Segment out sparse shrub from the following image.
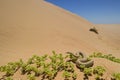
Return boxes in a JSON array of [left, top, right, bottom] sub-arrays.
[[0, 62, 18, 76], [32, 67, 42, 76], [79, 64, 85, 71], [83, 68, 93, 80], [64, 62, 74, 72], [25, 65, 35, 74], [49, 51, 58, 63], [93, 66, 106, 80], [89, 52, 102, 58], [84, 68, 93, 76], [89, 52, 120, 64], [27, 74, 36, 80], [27, 58, 34, 64], [5, 76, 13, 80], [112, 73, 120, 80], [43, 67, 57, 80], [72, 72, 77, 80], [62, 71, 71, 80]]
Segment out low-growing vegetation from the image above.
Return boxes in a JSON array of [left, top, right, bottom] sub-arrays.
[[93, 66, 106, 80], [0, 51, 120, 80], [89, 52, 120, 64], [112, 73, 120, 80]]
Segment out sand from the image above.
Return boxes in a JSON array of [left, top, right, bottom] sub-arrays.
[[0, 0, 120, 79]]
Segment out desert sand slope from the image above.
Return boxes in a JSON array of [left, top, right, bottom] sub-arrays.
[[96, 24, 120, 48], [96, 24, 120, 55], [0, 0, 120, 76]]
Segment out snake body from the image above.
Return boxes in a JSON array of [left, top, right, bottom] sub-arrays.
[[66, 52, 94, 68]]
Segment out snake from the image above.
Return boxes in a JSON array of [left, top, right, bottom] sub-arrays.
[[66, 52, 94, 68]]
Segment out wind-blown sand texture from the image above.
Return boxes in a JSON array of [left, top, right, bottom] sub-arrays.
[[0, 0, 120, 79]]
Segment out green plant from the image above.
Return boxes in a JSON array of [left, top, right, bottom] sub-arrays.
[[93, 66, 105, 76], [21, 63, 28, 74], [31, 55, 47, 68], [79, 64, 85, 71], [89, 52, 102, 58], [51, 53, 65, 71], [43, 67, 57, 80], [32, 67, 42, 76], [89, 52, 120, 64], [93, 66, 106, 80], [51, 62, 59, 70], [72, 72, 77, 80], [5, 76, 13, 80], [64, 62, 74, 72], [95, 74, 101, 80], [84, 68, 92, 76], [57, 61, 65, 71], [0, 64, 16, 76], [27, 58, 34, 64], [27, 74, 36, 80], [63, 71, 71, 80], [112, 73, 120, 80], [58, 53, 64, 62], [25, 65, 35, 74], [49, 51, 58, 63], [0, 66, 5, 72]]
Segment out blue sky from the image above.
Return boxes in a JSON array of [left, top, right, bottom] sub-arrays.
[[45, 0, 120, 24]]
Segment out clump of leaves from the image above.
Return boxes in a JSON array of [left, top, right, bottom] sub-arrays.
[[32, 67, 42, 76], [79, 64, 85, 71], [20, 63, 28, 75], [25, 65, 35, 74], [5, 76, 13, 80], [64, 62, 74, 72], [72, 72, 77, 80], [89, 52, 103, 58], [83, 68, 92, 80], [62, 71, 71, 80], [42, 67, 57, 80], [84, 68, 92, 76], [93, 66, 106, 80], [112, 73, 120, 80], [0, 62, 19, 76], [31, 54, 48, 68], [27, 74, 36, 80], [89, 52, 120, 64], [49, 51, 58, 63], [50, 52, 65, 71]]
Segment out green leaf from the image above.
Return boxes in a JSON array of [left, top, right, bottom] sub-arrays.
[[5, 77, 13, 80], [63, 71, 71, 79], [93, 66, 105, 76], [72, 72, 77, 79], [27, 74, 36, 80], [84, 68, 92, 75], [112, 73, 120, 80]]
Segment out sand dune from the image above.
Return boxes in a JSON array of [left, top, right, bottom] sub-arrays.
[[96, 24, 120, 48], [0, 0, 95, 62], [0, 0, 120, 79]]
